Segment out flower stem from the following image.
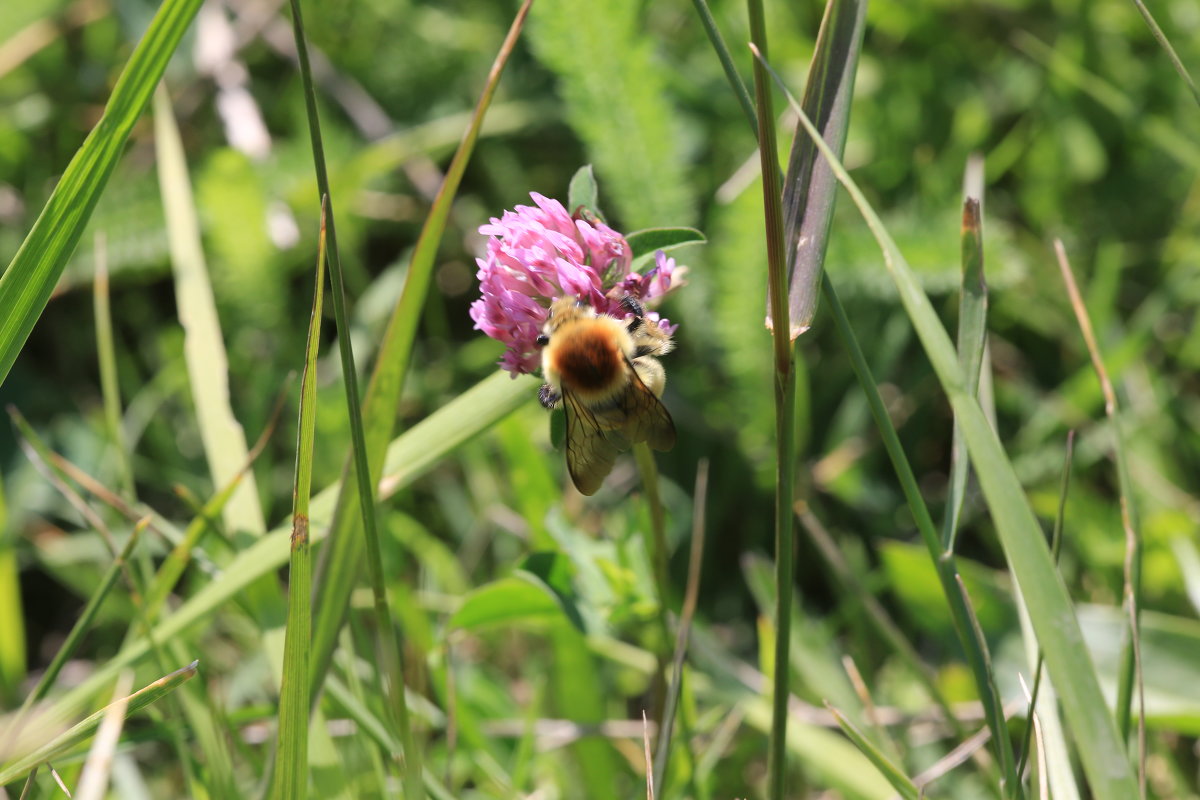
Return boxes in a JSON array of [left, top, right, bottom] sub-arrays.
[[634, 441, 671, 724]]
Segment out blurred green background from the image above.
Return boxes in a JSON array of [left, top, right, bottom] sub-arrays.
[[2, 0, 1199, 796]]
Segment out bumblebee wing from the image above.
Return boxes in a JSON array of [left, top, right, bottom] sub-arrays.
[[619, 360, 676, 452], [562, 388, 625, 496]]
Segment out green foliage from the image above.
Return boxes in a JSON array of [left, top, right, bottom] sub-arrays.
[[3, 0, 1200, 797]]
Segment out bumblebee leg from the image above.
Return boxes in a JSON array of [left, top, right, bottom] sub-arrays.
[[538, 383, 561, 409]]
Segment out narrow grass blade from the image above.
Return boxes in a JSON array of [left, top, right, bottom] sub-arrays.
[[270, 200, 328, 800], [942, 157, 988, 551], [154, 86, 267, 539], [307, 0, 535, 736], [632, 441, 672, 727], [14, 505, 143, 716], [826, 704, 920, 800], [689, 0, 756, 135], [762, 54, 1140, 799], [155, 84, 286, 688], [819, 273, 1016, 792], [1128, 0, 1200, 109], [45, 372, 535, 740], [745, 6, 800, 797], [0, 661, 198, 786], [773, 0, 867, 337], [652, 460, 709, 790], [1054, 241, 1144, 786], [1016, 432, 1075, 788], [0, 471, 23, 702], [0, 0, 203, 388], [75, 672, 134, 800], [796, 506, 973, 745], [92, 233, 135, 502], [285, 1, 421, 788]]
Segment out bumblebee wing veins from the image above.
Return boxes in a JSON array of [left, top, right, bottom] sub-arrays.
[[620, 361, 676, 452], [562, 388, 624, 495]]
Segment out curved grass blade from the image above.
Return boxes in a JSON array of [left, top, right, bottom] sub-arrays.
[[285, 1, 420, 787], [74, 671, 134, 800], [0, 661, 198, 786], [827, 704, 920, 800], [772, 0, 867, 338], [92, 234, 135, 502], [0, 0, 204, 389], [307, 1, 537, 723], [270, 199, 328, 800], [760, 51, 1140, 800], [1128, 0, 1200, 109], [1054, 241, 1145, 790], [43, 372, 536, 731]]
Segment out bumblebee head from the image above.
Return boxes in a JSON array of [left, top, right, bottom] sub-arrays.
[[542, 295, 596, 340]]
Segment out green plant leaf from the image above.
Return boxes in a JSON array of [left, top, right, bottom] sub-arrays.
[[568, 164, 600, 218], [626, 227, 706, 263], [775, 0, 868, 337], [449, 576, 566, 632]]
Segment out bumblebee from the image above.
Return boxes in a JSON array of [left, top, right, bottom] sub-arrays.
[[536, 295, 675, 495]]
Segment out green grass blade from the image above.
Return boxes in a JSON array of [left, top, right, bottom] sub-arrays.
[[270, 200, 328, 800], [820, 273, 1015, 793], [0, 471, 23, 703], [765, 56, 1140, 800], [1128, 0, 1200, 109], [1017, 432, 1075, 786], [154, 84, 287, 690], [942, 158, 989, 552], [0, 662, 198, 786], [154, 86, 268, 540], [1054, 241, 1145, 785], [14, 515, 143, 716], [75, 672, 134, 800], [775, 0, 867, 336], [827, 704, 920, 800], [745, 16, 798, 800], [0, 0, 203, 389], [308, 0, 534, 709], [92, 234, 135, 502], [43, 372, 535, 735]]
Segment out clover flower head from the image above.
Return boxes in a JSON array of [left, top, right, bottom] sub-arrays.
[[470, 193, 686, 376]]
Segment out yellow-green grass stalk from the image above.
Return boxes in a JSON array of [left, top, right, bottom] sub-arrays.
[[0, 471, 22, 704], [271, 199, 329, 800], [91, 233, 135, 503], [0, 662, 198, 787], [760, 50, 1140, 800]]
